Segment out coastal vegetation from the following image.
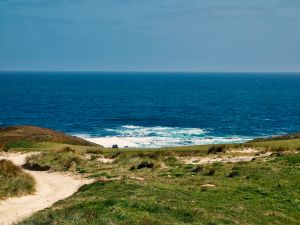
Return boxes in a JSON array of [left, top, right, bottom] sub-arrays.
[[0, 126, 300, 224], [0, 159, 35, 199], [0, 126, 97, 150], [18, 151, 300, 225]]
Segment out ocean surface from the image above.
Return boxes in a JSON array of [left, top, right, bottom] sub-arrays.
[[1, 72, 300, 148]]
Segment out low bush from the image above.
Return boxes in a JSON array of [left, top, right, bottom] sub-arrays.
[[25, 151, 84, 172], [22, 162, 50, 171], [137, 161, 154, 169], [227, 170, 239, 178], [0, 159, 22, 177], [207, 145, 226, 154], [0, 159, 35, 199]]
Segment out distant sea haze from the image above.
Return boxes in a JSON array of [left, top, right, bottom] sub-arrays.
[[1, 72, 300, 147]]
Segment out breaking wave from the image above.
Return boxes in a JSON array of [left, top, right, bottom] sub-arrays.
[[75, 125, 253, 148]]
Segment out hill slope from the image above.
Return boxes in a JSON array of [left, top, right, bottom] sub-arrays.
[[0, 126, 97, 148], [248, 132, 300, 143]]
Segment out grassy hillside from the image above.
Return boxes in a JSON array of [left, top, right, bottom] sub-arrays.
[[0, 126, 98, 150], [248, 132, 300, 142], [18, 152, 300, 225], [0, 126, 299, 224], [0, 159, 35, 199]]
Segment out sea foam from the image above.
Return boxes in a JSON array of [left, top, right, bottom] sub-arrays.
[[76, 125, 252, 148]]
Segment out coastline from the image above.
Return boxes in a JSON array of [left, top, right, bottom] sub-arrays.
[[82, 135, 252, 148]]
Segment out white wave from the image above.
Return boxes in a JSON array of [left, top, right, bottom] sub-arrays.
[[84, 136, 252, 148], [75, 125, 252, 148], [104, 125, 207, 137]]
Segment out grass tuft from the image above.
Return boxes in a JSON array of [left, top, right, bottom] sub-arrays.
[[0, 159, 35, 199], [24, 150, 85, 172]]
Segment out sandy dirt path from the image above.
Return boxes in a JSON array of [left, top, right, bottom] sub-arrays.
[[0, 152, 93, 225]]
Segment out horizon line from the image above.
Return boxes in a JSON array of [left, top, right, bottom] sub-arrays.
[[0, 70, 300, 74]]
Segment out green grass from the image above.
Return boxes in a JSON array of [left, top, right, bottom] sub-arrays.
[[246, 139, 300, 151], [24, 147, 88, 172], [3, 140, 34, 151], [0, 159, 35, 199], [18, 150, 300, 225], [7, 137, 300, 156], [1, 135, 299, 225]]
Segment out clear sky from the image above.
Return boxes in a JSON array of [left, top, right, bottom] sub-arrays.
[[0, 0, 299, 72]]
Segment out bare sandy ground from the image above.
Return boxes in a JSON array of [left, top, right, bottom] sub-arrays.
[[0, 152, 93, 225], [180, 149, 272, 165]]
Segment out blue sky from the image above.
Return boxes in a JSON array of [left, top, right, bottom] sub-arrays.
[[0, 0, 299, 72]]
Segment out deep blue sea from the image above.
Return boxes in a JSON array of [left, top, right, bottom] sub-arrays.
[[1, 72, 300, 147]]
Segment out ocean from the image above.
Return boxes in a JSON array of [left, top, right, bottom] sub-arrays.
[[1, 72, 300, 148]]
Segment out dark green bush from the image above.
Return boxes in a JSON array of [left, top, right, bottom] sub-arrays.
[[137, 161, 154, 169], [207, 145, 226, 154], [22, 162, 50, 171], [227, 170, 239, 178]]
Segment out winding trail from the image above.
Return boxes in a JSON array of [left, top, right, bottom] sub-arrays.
[[0, 152, 93, 225]]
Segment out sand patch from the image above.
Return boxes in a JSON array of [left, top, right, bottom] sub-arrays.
[[0, 152, 93, 225], [180, 151, 272, 165], [97, 155, 115, 164]]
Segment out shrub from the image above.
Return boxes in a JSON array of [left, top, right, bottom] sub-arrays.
[[24, 151, 84, 172], [0, 159, 21, 177], [207, 145, 226, 154], [0, 159, 35, 199], [227, 170, 239, 178], [137, 161, 154, 169], [22, 162, 50, 171]]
